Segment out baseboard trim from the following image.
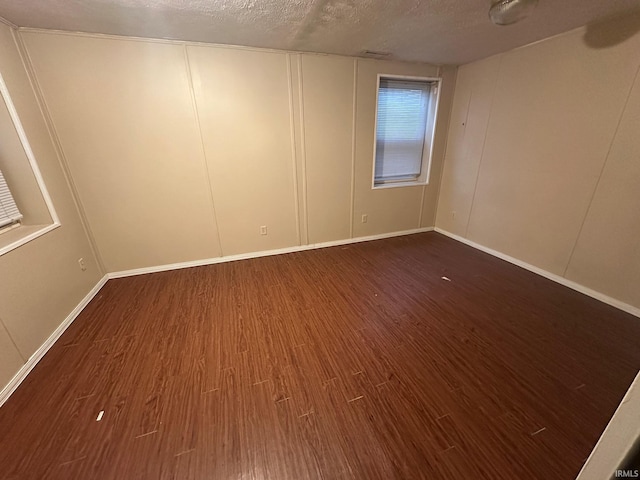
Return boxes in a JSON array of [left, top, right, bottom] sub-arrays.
[[435, 228, 640, 319], [0, 274, 109, 407], [109, 227, 435, 279], [576, 371, 640, 480]]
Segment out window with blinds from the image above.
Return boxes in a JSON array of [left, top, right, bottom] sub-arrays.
[[374, 77, 438, 186], [0, 170, 23, 229]]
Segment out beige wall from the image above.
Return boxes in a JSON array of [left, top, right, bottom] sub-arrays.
[[436, 15, 640, 310], [187, 46, 299, 255], [299, 54, 354, 244], [20, 34, 222, 272], [0, 22, 102, 390], [20, 30, 455, 272]]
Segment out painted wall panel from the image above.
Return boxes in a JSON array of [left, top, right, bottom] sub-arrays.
[[437, 15, 640, 307], [466, 31, 638, 274], [22, 33, 221, 272], [301, 54, 354, 244], [188, 45, 299, 255], [435, 56, 501, 235], [565, 68, 640, 307]]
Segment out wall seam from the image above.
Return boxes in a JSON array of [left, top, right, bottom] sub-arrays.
[[183, 45, 225, 257], [418, 171, 427, 228], [0, 315, 25, 363], [12, 29, 107, 273], [296, 55, 310, 243], [349, 58, 358, 238], [458, 83, 474, 168], [562, 61, 640, 277], [286, 54, 302, 246], [418, 65, 442, 227], [432, 66, 458, 228], [0, 15, 16, 29], [464, 54, 504, 238]]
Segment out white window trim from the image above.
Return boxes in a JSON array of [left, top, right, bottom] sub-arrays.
[[0, 71, 60, 256], [371, 73, 442, 190]]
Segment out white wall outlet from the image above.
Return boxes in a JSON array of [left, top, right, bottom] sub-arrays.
[[362, 214, 368, 224], [78, 258, 87, 271], [260, 225, 267, 236]]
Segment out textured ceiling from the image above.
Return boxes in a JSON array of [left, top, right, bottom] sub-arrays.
[[0, 0, 639, 65]]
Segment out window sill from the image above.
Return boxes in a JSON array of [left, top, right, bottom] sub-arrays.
[[372, 180, 429, 190], [0, 222, 60, 256]]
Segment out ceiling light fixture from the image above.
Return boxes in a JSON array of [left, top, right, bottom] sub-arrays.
[[489, 0, 538, 26]]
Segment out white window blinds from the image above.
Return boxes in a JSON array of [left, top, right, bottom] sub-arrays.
[[374, 78, 434, 184], [0, 170, 23, 228]]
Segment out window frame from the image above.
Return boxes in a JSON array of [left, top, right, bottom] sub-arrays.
[[0, 169, 24, 228], [371, 74, 442, 190], [0, 71, 60, 256]]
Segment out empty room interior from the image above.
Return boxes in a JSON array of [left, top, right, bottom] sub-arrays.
[[0, 0, 640, 478]]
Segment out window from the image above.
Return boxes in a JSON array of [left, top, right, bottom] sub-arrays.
[[373, 76, 440, 187], [0, 71, 59, 256], [0, 170, 23, 230]]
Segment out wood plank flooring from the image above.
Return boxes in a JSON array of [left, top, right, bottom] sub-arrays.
[[1, 232, 639, 479]]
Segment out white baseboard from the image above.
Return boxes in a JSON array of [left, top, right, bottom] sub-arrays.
[[435, 228, 640, 319], [576, 371, 640, 480], [109, 227, 435, 279], [0, 274, 109, 407]]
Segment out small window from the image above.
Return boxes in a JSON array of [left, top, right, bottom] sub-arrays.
[[373, 76, 440, 187], [0, 70, 59, 256], [0, 170, 23, 230]]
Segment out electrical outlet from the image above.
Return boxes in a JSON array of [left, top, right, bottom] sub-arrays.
[[361, 214, 368, 224], [78, 258, 87, 271], [260, 225, 268, 236]]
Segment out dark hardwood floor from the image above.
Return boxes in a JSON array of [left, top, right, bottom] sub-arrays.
[[1, 232, 639, 479]]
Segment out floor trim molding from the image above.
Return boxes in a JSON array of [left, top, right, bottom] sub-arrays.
[[0, 274, 109, 407], [109, 227, 435, 279], [435, 228, 640, 319]]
